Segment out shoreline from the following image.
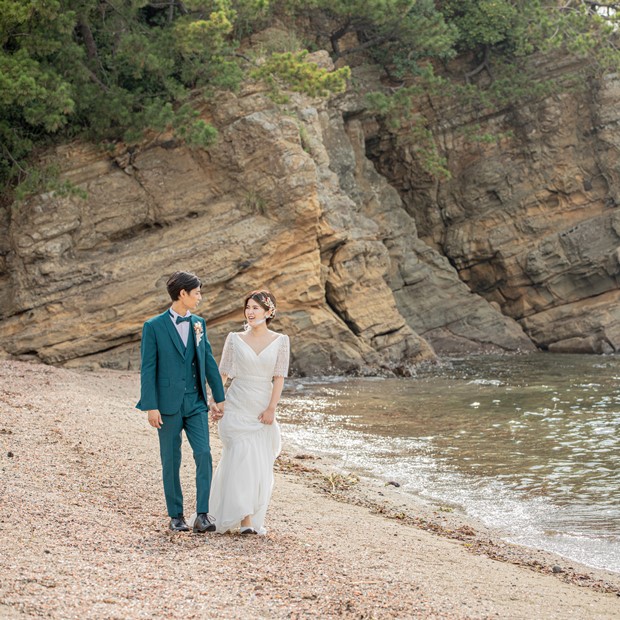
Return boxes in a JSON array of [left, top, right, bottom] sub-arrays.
[[1, 359, 619, 619], [274, 447, 620, 595], [277, 364, 620, 581]]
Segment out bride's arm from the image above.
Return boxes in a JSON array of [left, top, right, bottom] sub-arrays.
[[258, 376, 284, 425], [219, 372, 229, 394], [259, 334, 289, 425], [210, 333, 235, 420]]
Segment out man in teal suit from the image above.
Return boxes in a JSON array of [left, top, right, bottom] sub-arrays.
[[137, 271, 225, 532]]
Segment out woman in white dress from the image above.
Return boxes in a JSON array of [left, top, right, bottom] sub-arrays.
[[209, 290, 290, 535]]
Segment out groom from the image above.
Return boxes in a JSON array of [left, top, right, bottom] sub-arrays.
[[136, 271, 225, 532]]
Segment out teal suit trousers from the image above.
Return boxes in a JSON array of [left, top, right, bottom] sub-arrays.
[[158, 392, 212, 517]]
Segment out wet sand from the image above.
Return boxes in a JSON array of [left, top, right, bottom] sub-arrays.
[[0, 360, 618, 619]]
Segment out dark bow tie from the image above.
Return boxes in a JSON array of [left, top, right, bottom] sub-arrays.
[[173, 314, 191, 324]]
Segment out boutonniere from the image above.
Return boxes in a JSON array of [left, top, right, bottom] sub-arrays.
[[194, 322, 204, 347]]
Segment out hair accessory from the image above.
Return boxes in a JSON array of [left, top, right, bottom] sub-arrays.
[[261, 293, 276, 319]]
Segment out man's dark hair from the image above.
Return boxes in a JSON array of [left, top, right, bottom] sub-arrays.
[[166, 271, 201, 301]]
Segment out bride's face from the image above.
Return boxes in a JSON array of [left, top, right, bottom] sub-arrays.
[[245, 299, 267, 327]]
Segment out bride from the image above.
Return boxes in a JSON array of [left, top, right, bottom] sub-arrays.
[[209, 290, 289, 535]]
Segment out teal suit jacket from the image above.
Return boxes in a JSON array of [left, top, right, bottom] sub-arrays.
[[136, 311, 225, 415]]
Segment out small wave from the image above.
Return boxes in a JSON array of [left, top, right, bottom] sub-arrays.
[[467, 379, 504, 386]]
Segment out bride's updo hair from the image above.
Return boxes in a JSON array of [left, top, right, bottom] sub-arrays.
[[244, 290, 277, 325]]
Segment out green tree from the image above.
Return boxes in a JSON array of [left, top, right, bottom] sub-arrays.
[[441, 0, 516, 80], [282, 0, 457, 71], [0, 0, 256, 197], [0, 1, 76, 185], [4, 0, 620, 196], [441, 1, 620, 81]]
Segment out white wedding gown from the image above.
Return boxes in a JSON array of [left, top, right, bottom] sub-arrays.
[[209, 331, 289, 534]]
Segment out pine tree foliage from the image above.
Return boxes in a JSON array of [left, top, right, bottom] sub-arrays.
[[251, 51, 351, 101], [441, 0, 620, 71], [2, 0, 620, 195], [0, 0, 259, 195], [282, 0, 458, 70]]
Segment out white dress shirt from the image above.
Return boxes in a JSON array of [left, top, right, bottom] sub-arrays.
[[169, 307, 191, 347]]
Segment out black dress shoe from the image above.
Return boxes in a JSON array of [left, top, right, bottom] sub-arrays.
[[169, 516, 190, 532], [193, 513, 216, 533]]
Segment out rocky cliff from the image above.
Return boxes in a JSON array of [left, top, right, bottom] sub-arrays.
[[3, 51, 618, 374], [368, 56, 620, 355]]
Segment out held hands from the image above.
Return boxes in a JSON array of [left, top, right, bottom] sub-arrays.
[[258, 406, 276, 425], [210, 400, 225, 421], [147, 409, 163, 429]]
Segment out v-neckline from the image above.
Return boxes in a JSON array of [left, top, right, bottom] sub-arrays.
[[236, 332, 280, 357]]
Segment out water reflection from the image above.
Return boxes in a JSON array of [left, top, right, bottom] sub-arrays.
[[279, 353, 620, 572]]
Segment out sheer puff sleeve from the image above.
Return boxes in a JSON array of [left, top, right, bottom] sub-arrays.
[[219, 332, 236, 378], [273, 334, 290, 378]]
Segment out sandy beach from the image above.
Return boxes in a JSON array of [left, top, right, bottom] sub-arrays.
[[1, 359, 618, 619]]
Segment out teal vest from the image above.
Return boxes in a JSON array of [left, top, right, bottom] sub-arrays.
[[184, 328, 200, 394]]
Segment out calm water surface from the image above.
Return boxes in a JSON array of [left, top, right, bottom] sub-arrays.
[[278, 353, 620, 573]]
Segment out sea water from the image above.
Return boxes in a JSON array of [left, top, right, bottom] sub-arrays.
[[278, 353, 620, 573]]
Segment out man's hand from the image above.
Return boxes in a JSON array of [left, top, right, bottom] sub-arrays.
[[147, 409, 163, 429], [210, 400, 225, 421]]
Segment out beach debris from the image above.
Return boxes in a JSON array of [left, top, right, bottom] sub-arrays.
[[275, 456, 319, 474], [322, 472, 359, 493]]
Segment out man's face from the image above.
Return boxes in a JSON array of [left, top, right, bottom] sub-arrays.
[[180, 287, 202, 311]]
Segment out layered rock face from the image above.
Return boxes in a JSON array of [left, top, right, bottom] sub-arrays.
[[322, 92, 533, 356], [0, 80, 435, 374], [13, 49, 620, 372], [369, 59, 620, 354]]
